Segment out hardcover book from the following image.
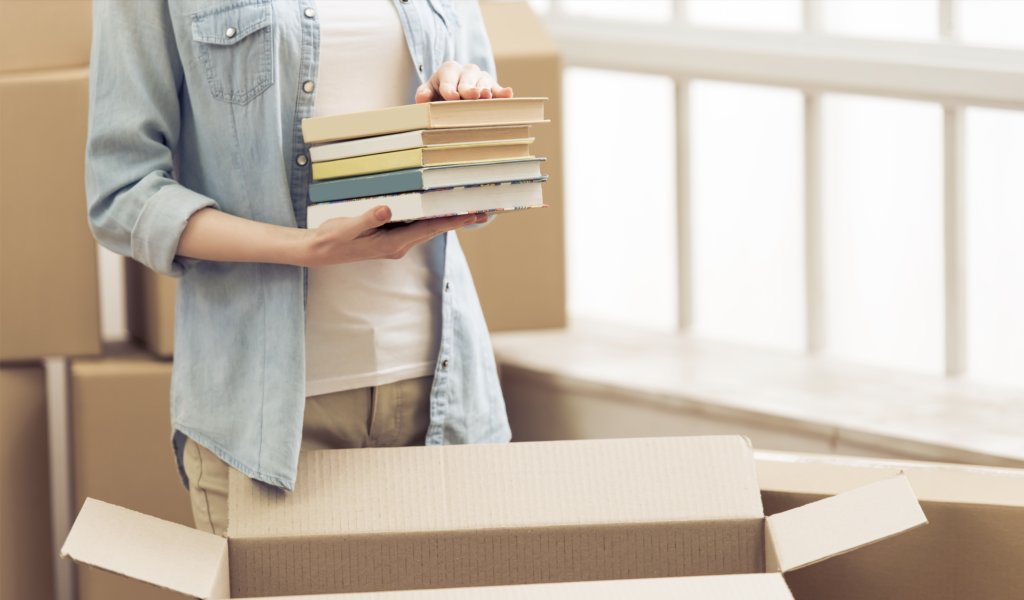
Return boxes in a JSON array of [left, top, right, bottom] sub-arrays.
[[301, 98, 547, 144], [308, 159, 545, 204], [309, 125, 533, 163], [310, 141, 533, 181], [307, 180, 546, 225]]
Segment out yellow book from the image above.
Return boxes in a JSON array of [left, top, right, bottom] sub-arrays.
[[311, 141, 533, 181]]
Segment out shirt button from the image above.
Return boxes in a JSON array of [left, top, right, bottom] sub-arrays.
[[304, 7, 316, 18], [303, 80, 315, 93], [445, 282, 450, 292], [441, 359, 449, 370], [296, 154, 308, 166], [225, 27, 237, 38], [418, 64, 424, 73]]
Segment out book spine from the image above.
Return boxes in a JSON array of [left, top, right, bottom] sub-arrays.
[[308, 169, 426, 203]]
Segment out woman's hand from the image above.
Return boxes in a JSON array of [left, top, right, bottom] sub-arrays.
[[301, 206, 485, 267], [415, 61, 513, 103], [176, 206, 485, 268]]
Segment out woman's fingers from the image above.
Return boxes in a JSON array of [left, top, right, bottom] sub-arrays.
[[416, 62, 513, 102]]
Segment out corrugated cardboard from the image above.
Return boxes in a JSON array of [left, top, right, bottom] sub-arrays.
[[0, 366, 56, 600], [125, 258, 177, 358], [756, 452, 1024, 600], [0, 1, 93, 73], [0, 68, 102, 360], [459, 1, 566, 331], [61, 436, 926, 598], [71, 344, 193, 600], [292, 573, 796, 599]]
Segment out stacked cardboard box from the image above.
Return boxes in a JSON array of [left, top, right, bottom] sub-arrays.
[[0, 367, 56, 600], [0, 3, 97, 599]]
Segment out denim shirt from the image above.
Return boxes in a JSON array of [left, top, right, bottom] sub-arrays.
[[87, 0, 511, 491]]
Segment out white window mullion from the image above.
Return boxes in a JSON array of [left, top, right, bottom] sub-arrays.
[[804, 92, 825, 353], [939, 0, 958, 41], [674, 0, 688, 27], [677, 78, 693, 330], [944, 105, 967, 376], [803, 0, 823, 34]]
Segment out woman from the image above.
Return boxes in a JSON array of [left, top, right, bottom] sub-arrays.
[[87, 0, 513, 534]]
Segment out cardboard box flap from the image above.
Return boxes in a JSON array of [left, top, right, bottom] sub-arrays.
[[61, 498, 230, 599], [230, 436, 764, 538], [261, 573, 794, 599], [764, 472, 926, 573]]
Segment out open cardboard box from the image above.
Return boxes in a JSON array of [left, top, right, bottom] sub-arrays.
[[61, 436, 926, 598]]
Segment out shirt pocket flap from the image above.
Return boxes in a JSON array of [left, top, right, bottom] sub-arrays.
[[191, 3, 271, 46]]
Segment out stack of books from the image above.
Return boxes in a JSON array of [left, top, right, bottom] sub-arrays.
[[301, 98, 548, 226]]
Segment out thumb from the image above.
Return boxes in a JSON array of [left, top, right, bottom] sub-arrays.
[[361, 205, 392, 229], [415, 84, 433, 104]]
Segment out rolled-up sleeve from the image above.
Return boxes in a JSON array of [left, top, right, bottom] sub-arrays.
[[87, 1, 218, 277]]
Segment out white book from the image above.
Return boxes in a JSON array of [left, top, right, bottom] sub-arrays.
[[309, 125, 534, 163], [308, 180, 545, 226]]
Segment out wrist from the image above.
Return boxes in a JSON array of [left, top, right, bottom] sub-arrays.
[[289, 227, 319, 267]]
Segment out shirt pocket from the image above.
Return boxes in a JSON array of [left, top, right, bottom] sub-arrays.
[[191, 1, 274, 105]]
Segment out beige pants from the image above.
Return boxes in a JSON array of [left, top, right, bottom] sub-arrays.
[[182, 376, 433, 535]]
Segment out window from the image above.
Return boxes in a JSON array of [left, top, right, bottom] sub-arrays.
[[545, 0, 1024, 390]]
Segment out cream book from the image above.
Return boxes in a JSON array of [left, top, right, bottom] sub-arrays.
[[307, 180, 546, 225], [309, 125, 533, 163], [302, 98, 547, 144], [311, 141, 533, 181]]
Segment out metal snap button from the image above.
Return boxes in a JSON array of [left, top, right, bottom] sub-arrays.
[[225, 27, 237, 38], [303, 81, 315, 93], [304, 7, 316, 18], [441, 359, 449, 369], [418, 64, 424, 73], [445, 281, 450, 292], [296, 155, 308, 166]]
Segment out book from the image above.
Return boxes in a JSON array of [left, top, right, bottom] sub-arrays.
[[309, 125, 533, 163], [307, 180, 546, 225], [301, 98, 547, 144], [311, 141, 533, 181], [308, 159, 546, 204]]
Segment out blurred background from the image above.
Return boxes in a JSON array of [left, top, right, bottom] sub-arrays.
[[1, 1, 1021, 600]]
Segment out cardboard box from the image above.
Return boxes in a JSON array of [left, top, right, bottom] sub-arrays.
[[71, 344, 193, 600], [0, 1, 92, 73], [0, 68, 102, 361], [61, 436, 925, 598], [0, 366, 56, 600], [756, 451, 1024, 600], [459, 1, 566, 331], [125, 258, 177, 358]]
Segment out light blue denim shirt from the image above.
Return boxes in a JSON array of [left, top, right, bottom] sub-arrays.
[[87, 0, 511, 491]]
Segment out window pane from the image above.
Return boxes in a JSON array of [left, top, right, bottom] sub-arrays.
[[822, 0, 939, 41], [822, 94, 944, 373], [688, 0, 802, 32], [559, 0, 673, 23], [564, 68, 677, 330], [966, 107, 1024, 389], [960, 0, 1024, 49], [690, 80, 805, 350]]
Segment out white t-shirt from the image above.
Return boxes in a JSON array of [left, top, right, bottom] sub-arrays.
[[304, 0, 442, 397]]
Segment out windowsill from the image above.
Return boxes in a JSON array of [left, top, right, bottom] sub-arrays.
[[491, 321, 1024, 469]]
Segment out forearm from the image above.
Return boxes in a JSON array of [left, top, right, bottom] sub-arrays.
[[176, 208, 311, 266]]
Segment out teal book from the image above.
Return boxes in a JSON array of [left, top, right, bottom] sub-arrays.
[[307, 158, 544, 204]]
